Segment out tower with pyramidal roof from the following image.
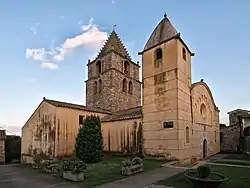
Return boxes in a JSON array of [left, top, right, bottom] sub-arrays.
[[86, 30, 141, 112]]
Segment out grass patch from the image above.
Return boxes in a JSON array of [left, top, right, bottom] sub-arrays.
[[20, 155, 166, 188], [214, 159, 250, 166], [156, 165, 250, 188], [223, 154, 250, 161]]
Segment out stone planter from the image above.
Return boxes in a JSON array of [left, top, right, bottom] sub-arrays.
[[121, 164, 143, 176], [32, 163, 40, 169], [63, 171, 84, 182], [185, 171, 229, 188]]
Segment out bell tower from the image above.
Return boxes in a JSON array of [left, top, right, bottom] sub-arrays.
[[86, 29, 141, 112], [139, 13, 194, 159]]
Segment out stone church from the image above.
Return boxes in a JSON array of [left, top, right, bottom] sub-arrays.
[[21, 14, 220, 164]]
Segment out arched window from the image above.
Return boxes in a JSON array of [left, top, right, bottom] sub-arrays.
[[94, 81, 97, 95], [182, 48, 186, 61], [96, 60, 102, 74], [98, 79, 102, 93], [124, 61, 130, 74], [186, 126, 190, 143], [128, 81, 133, 94], [155, 48, 162, 60], [122, 78, 127, 92], [200, 104, 207, 119], [215, 131, 217, 143]]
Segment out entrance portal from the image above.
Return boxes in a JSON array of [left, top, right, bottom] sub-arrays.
[[203, 139, 207, 158]]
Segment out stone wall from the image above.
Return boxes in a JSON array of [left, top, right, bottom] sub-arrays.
[[220, 124, 240, 152], [0, 130, 6, 164], [86, 52, 141, 112]]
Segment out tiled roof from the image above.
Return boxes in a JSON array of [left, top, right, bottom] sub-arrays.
[[101, 106, 142, 122], [44, 98, 111, 114], [143, 14, 178, 52], [95, 30, 131, 60]]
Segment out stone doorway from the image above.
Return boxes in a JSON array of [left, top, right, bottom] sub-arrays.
[[203, 139, 207, 158]]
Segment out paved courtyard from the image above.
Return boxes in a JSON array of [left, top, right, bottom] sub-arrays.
[[0, 164, 79, 188], [0, 163, 185, 188]]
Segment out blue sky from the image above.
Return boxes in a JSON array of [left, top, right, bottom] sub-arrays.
[[0, 0, 250, 134]]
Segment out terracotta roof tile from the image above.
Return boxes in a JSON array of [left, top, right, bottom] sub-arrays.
[[101, 106, 142, 122], [44, 98, 111, 114]]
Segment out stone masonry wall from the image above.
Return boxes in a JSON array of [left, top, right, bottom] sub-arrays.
[[220, 124, 240, 152], [0, 130, 6, 164], [86, 52, 141, 112]]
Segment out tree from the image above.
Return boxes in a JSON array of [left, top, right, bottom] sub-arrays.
[[75, 115, 103, 163]]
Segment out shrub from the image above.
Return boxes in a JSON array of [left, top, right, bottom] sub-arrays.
[[197, 165, 211, 179], [75, 115, 103, 163], [121, 156, 143, 167], [61, 160, 87, 173]]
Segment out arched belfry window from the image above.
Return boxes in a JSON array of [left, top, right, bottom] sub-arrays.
[[182, 48, 186, 61], [124, 61, 130, 75], [128, 81, 133, 95], [94, 81, 97, 95], [122, 78, 127, 92], [155, 48, 162, 60], [155, 48, 162, 68], [96, 60, 102, 74], [186, 126, 190, 143], [98, 79, 102, 93]]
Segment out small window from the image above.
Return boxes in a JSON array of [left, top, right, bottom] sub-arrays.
[[98, 79, 102, 93], [163, 121, 173, 128], [79, 115, 85, 125], [122, 78, 127, 92], [182, 48, 186, 61], [94, 81, 97, 95], [128, 81, 133, 94], [124, 61, 130, 74], [96, 60, 102, 74], [215, 131, 217, 143], [155, 48, 162, 60], [186, 126, 190, 143]]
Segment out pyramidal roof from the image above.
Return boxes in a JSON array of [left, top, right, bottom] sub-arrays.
[[96, 30, 131, 60], [142, 14, 179, 52]]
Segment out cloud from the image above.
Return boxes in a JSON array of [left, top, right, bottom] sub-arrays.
[[25, 18, 108, 69], [41, 62, 59, 69], [30, 23, 40, 35], [60, 16, 65, 19], [112, 0, 116, 4], [25, 48, 46, 61], [53, 18, 107, 61]]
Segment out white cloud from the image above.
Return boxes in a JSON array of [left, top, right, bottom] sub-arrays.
[[25, 48, 46, 61], [30, 23, 40, 35], [41, 62, 59, 69], [53, 18, 107, 61], [25, 18, 107, 69], [60, 16, 65, 19], [112, 0, 116, 4]]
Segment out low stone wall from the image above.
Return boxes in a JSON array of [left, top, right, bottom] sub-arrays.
[[220, 125, 240, 152], [0, 130, 6, 164]]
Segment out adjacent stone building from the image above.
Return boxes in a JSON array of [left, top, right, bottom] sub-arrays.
[[0, 130, 6, 164], [220, 109, 250, 152], [21, 14, 220, 164]]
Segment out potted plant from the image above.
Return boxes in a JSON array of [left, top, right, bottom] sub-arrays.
[[32, 154, 43, 169], [42, 160, 60, 174], [121, 156, 143, 176], [61, 160, 87, 182], [185, 165, 229, 188]]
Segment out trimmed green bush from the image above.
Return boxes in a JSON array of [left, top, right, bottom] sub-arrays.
[[197, 165, 211, 179], [75, 115, 103, 163]]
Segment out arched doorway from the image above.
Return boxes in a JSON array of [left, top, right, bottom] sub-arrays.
[[203, 139, 207, 158]]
